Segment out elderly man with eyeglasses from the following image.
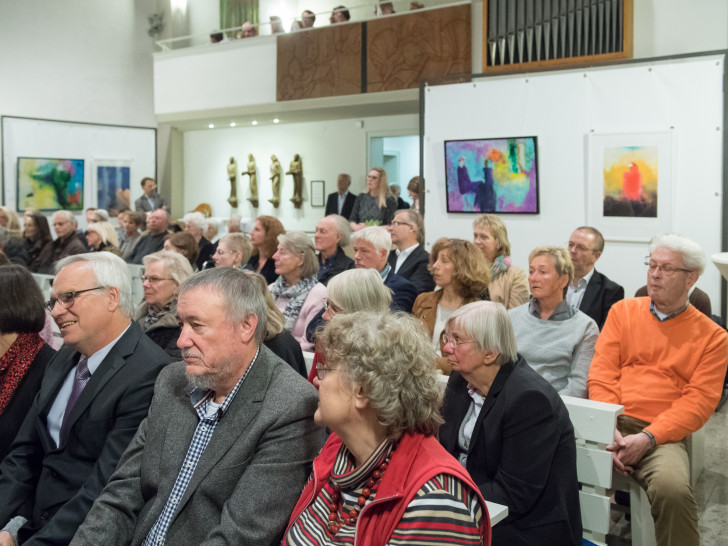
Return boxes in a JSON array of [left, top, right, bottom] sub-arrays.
[[0, 252, 172, 546], [387, 209, 434, 295], [566, 226, 624, 330], [588, 233, 728, 546]]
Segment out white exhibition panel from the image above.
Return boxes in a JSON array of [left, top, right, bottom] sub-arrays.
[[2, 117, 156, 229], [153, 38, 277, 116], [423, 55, 725, 306], [183, 114, 419, 232]]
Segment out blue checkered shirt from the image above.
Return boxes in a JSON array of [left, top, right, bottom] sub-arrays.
[[142, 347, 259, 545]]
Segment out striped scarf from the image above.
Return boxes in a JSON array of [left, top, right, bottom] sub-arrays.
[[270, 275, 318, 330]]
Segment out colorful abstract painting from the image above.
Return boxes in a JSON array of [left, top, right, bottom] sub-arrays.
[[16, 157, 84, 212], [602, 146, 658, 217], [97, 165, 131, 217], [444, 137, 539, 214]]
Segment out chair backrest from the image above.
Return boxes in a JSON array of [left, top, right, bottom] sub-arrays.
[[126, 263, 145, 306], [32, 273, 55, 302], [560, 395, 624, 546]]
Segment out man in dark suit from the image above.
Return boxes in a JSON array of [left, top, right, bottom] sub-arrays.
[[71, 268, 323, 545], [315, 215, 354, 285], [324, 173, 356, 220], [353, 226, 417, 312], [566, 226, 624, 330], [387, 209, 434, 294], [0, 253, 172, 545], [134, 177, 167, 216]]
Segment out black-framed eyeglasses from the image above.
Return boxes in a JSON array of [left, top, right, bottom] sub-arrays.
[[45, 287, 105, 312], [644, 258, 692, 276], [316, 363, 337, 380], [442, 333, 476, 348]]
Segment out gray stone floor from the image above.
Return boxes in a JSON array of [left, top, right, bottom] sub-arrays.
[[607, 398, 728, 545]]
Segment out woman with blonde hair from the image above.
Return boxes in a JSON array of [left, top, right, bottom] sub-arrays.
[[349, 167, 397, 230], [0, 207, 22, 236], [473, 214, 528, 309], [412, 238, 490, 373], [85, 221, 121, 256], [508, 246, 599, 397]]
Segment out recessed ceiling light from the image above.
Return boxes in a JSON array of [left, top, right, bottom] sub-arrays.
[[208, 123, 214, 129], [230, 122, 236, 127], [273, 118, 280, 124], [251, 120, 258, 126]]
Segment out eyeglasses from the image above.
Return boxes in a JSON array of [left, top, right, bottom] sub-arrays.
[[45, 286, 105, 312], [390, 221, 412, 227], [141, 275, 175, 284], [322, 298, 341, 313], [567, 241, 595, 253], [316, 363, 337, 380], [644, 258, 692, 276], [442, 333, 476, 348], [214, 248, 237, 256]]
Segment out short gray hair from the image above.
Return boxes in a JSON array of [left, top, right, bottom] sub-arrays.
[[648, 233, 706, 275], [327, 269, 392, 313], [182, 211, 207, 230], [143, 250, 194, 285], [277, 231, 319, 278], [352, 226, 391, 253], [54, 210, 77, 226], [92, 209, 110, 222], [394, 209, 424, 245], [318, 311, 443, 439], [178, 268, 267, 343], [446, 301, 517, 365], [325, 214, 352, 247], [55, 253, 134, 318], [86, 221, 119, 247], [220, 233, 253, 264]]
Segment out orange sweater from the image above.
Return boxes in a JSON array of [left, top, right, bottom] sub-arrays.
[[587, 297, 727, 444]]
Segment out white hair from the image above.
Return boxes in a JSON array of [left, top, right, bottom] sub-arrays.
[[325, 214, 352, 247], [182, 211, 207, 230], [447, 301, 517, 365], [53, 210, 77, 226], [648, 233, 706, 275], [352, 226, 391, 253]]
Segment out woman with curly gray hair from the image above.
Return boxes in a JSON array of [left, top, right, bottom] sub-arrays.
[[283, 311, 490, 545]]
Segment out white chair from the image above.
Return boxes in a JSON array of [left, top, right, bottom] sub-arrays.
[[302, 351, 315, 375], [32, 273, 55, 302], [126, 263, 145, 306]]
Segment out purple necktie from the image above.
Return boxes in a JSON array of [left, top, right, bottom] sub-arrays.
[[59, 357, 90, 445]]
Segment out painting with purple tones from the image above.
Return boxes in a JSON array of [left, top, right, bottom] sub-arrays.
[[444, 137, 539, 214], [16, 157, 85, 212], [97, 165, 131, 217]]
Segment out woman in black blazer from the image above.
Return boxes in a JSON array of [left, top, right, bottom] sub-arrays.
[[439, 301, 582, 546]]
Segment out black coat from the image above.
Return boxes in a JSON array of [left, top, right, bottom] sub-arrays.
[[383, 271, 418, 313], [245, 255, 279, 285], [579, 269, 624, 330], [317, 246, 354, 286], [264, 330, 307, 377], [387, 246, 434, 294], [324, 192, 356, 220], [440, 356, 582, 545]]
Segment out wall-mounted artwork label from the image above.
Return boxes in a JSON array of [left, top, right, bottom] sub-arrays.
[[97, 165, 131, 217], [602, 146, 658, 218], [444, 137, 539, 214], [16, 157, 85, 212]]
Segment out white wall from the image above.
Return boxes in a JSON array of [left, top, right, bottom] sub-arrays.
[[183, 114, 418, 230], [423, 55, 724, 306]]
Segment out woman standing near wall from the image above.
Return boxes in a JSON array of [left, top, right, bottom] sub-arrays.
[[349, 168, 397, 231]]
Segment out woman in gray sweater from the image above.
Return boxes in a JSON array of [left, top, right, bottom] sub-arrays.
[[508, 246, 599, 398]]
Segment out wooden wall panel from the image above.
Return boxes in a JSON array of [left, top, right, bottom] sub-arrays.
[[366, 5, 471, 92], [277, 25, 362, 101]]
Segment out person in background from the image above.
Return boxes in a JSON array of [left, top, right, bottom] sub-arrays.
[[0, 206, 22, 236], [86, 208, 109, 224], [134, 177, 167, 221], [213, 233, 252, 269], [283, 311, 490, 545], [407, 176, 421, 213], [389, 184, 410, 210], [37, 210, 86, 273], [329, 5, 350, 23], [376, 1, 396, 15], [301, 9, 316, 28], [126, 208, 170, 264], [245, 215, 285, 284], [412, 238, 490, 373], [205, 218, 220, 243], [473, 214, 529, 309], [182, 211, 215, 270], [85, 221, 121, 256], [238, 21, 258, 38], [566, 226, 624, 330], [270, 232, 327, 352], [349, 168, 397, 230], [21, 210, 53, 273], [164, 231, 199, 271], [508, 246, 599, 398], [387, 209, 434, 294], [315, 215, 354, 286], [270, 15, 286, 33], [324, 173, 356, 220], [0, 226, 28, 267], [440, 301, 582, 545], [227, 214, 242, 233], [118, 210, 142, 261], [0, 265, 57, 461], [135, 250, 193, 358], [209, 32, 224, 43]]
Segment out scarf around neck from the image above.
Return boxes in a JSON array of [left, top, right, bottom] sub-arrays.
[[270, 274, 317, 329], [491, 255, 511, 280], [0, 332, 44, 415]]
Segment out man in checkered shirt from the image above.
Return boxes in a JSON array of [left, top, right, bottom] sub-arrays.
[[72, 268, 324, 545]]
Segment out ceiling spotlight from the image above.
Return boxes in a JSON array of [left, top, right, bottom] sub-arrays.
[[273, 118, 280, 124], [230, 122, 236, 127], [251, 120, 258, 126], [208, 123, 214, 129]]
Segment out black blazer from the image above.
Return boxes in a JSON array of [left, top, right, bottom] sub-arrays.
[[0, 322, 173, 544], [245, 254, 279, 285], [383, 271, 418, 313], [440, 357, 582, 546], [317, 246, 355, 286], [579, 269, 624, 330], [387, 246, 434, 294], [325, 192, 356, 220]]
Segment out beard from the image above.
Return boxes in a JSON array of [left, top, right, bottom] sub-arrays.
[[184, 353, 238, 393]]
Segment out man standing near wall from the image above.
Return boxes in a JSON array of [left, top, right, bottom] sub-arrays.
[[325, 174, 356, 220], [134, 177, 167, 215]]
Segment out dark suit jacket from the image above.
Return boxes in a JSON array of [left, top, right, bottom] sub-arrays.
[[384, 271, 418, 313], [0, 322, 173, 545], [387, 246, 434, 294], [579, 269, 624, 330], [134, 194, 167, 214], [440, 357, 582, 546], [71, 347, 324, 545], [324, 191, 356, 219], [317, 246, 354, 286]]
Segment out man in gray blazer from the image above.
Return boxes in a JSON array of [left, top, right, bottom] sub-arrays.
[[72, 267, 324, 545]]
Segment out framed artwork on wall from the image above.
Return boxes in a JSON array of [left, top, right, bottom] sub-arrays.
[[95, 161, 131, 217], [310, 180, 325, 207], [16, 157, 85, 212], [586, 132, 673, 242], [444, 136, 539, 214]]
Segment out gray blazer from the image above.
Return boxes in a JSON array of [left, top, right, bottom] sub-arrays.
[[72, 346, 324, 545]]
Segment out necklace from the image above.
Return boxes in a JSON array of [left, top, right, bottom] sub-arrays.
[[327, 456, 390, 534]]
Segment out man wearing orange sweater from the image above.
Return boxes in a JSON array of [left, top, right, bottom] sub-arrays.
[[588, 234, 727, 546]]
